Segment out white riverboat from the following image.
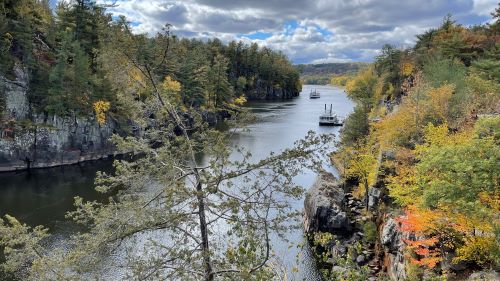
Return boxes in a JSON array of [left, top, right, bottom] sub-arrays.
[[319, 104, 344, 126], [309, 90, 320, 99]]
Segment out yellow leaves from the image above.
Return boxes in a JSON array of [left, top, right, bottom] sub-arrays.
[[162, 76, 181, 93], [312, 232, 334, 247], [386, 159, 421, 206], [374, 83, 456, 149], [453, 236, 498, 266], [93, 100, 111, 125], [346, 147, 377, 184], [233, 95, 247, 106], [420, 123, 450, 146], [426, 84, 454, 122], [161, 76, 182, 106], [330, 75, 351, 86], [416, 122, 473, 155], [401, 61, 415, 77], [375, 104, 416, 149], [345, 66, 377, 104], [3, 214, 21, 227]]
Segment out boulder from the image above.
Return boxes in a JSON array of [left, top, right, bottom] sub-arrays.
[[381, 218, 407, 280], [304, 171, 351, 235], [381, 218, 402, 252], [467, 270, 500, 281], [368, 187, 382, 209], [356, 254, 366, 265]]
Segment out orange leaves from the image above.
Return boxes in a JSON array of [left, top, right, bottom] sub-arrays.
[[397, 206, 437, 233], [397, 207, 442, 268]]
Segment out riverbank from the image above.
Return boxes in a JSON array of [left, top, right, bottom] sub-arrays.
[[0, 66, 298, 172], [0, 85, 353, 280]]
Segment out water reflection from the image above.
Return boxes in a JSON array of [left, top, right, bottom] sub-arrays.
[[0, 85, 353, 280]]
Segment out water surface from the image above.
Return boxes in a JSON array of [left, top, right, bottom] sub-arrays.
[[0, 84, 353, 280]]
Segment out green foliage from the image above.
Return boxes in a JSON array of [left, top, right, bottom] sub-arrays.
[[0, 214, 48, 276], [334, 7, 500, 275], [362, 221, 377, 244], [474, 115, 500, 141], [208, 53, 233, 108], [0, 1, 300, 118], [345, 67, 378, 109], [301, 74, 332, 85], [341, 106, 369, 145], [0, 86, 333, 279], [472, 42, 500, 82], [416, 123, 500, 219]]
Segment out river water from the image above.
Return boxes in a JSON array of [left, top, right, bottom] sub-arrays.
[[0, 84, 353, 280]]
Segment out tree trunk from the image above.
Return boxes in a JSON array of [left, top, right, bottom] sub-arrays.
[[364, 178, 369, 211], [195, 178, 213, 281]]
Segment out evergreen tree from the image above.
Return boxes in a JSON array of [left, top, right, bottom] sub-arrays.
[[208, 54, 232, 108]]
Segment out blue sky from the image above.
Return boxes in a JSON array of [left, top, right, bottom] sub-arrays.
[[60, 0, 498, 64]]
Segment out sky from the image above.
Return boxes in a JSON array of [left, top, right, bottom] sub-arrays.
[[57, 0, 498, 64]]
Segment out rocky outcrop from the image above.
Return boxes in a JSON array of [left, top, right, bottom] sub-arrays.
[[304, 172, 351, 235], [381, 218, 407, 280], [467, 270, 500, 280], [245, 79, 299, 100], [0, 67, 117, 171], [304, 172, 381, 279]]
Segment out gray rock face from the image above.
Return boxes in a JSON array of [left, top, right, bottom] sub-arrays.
[[381, 218, 407, 281], [303, 172, 351, 235], [368, 187, 382, 209], [0, 67, 117, 171], [3, 67, 30, 119], [467, 270, 500, 281]]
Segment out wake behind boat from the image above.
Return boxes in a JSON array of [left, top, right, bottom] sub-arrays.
[[309, 89, 320, 99], [319, 104, 344, 126]]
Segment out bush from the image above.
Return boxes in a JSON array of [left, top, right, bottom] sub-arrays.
[[362, 221, 377, 244]]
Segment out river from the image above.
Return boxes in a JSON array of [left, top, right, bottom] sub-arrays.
[[0, 84, 354, 280]]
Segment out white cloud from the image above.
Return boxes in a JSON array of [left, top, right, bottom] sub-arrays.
[[93, 0, 497, 63], [472, 0, 498, 16]]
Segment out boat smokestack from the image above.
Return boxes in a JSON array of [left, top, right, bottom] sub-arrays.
[[330, 104, 332, 114]]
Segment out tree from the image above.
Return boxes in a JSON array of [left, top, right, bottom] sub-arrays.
[[345, 67, 377, 109], [208, 53, 233, 108], [0, 36, 331, 281], [473, 42, 500, 82], [346, 142, 377, 210], [341, 106, 369, 146]]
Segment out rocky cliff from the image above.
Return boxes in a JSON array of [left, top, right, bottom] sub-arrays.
[[304, 170, 499, 280], [0, 67, 117, 171]]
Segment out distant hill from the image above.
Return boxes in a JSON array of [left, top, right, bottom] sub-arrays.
[[296, 63, 368, 85]]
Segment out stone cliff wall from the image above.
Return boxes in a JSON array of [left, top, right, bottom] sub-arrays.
[[0, 67, 117, 171], [304, 171, 410, 280]]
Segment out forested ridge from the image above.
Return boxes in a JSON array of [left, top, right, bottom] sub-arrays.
[[0, 0, 300, 122], [326, 9, 500, 280], [297, 62, 367, 85]]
